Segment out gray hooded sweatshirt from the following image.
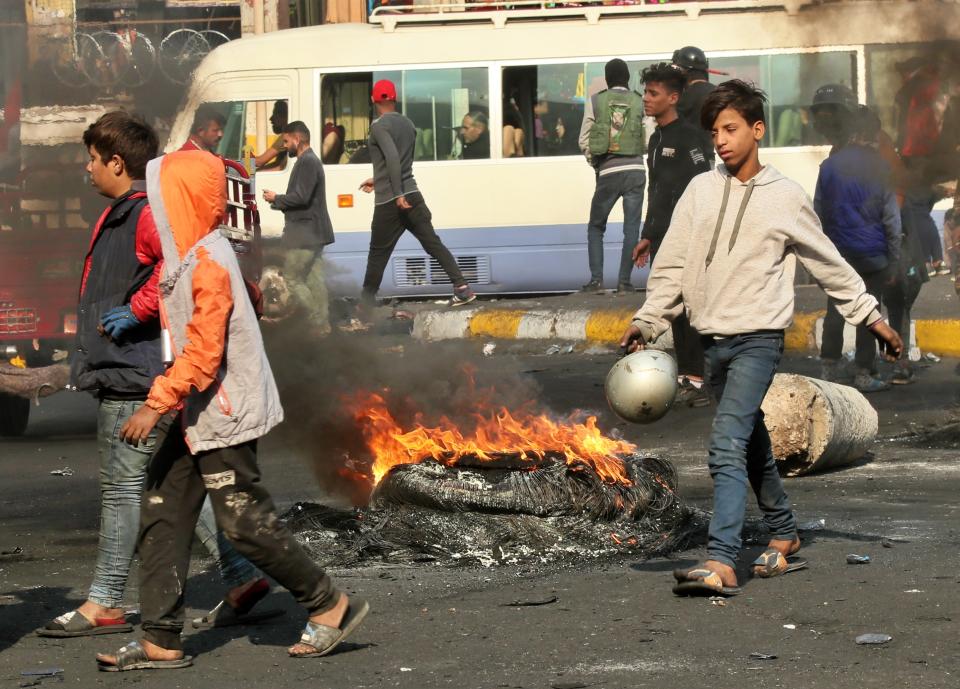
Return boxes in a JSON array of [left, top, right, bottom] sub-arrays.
[[632, 164, 881, 341]]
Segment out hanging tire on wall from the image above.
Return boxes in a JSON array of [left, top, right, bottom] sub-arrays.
[[0, 393, 29, 437]]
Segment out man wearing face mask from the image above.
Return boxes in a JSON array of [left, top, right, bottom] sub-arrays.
[[262, 121, 335, 335]]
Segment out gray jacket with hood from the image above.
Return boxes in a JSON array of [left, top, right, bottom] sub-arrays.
[[632, 165, 881, 341], [146, 152, 284, 452]]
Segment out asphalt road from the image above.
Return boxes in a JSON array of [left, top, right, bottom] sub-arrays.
[[2, 339, 959, 689]]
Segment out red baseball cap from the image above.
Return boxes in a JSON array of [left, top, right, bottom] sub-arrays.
[[372, 79, 397, 102]]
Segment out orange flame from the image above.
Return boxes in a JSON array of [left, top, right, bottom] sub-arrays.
[[348, 391, 636, 486]]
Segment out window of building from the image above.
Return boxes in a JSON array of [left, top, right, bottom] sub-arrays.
[[710, 51, 857, 147], [320, 66, 490, 163]]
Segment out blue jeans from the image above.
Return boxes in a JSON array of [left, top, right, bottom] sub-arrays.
[[586, 169, 645, 284], [703, 332, 797, 568], [88, 400, 258, 608]]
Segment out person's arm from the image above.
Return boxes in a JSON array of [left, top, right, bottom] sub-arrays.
[[578, 96, 595, 163], [271, 158, 318, 211], [790, 197, 881, 326], [129, 204, 162, 323], [254, 137, 284, 168], [370, 122, 404, 198], [145, 258, 234, 415], [628, 185, 694, 342], [882, 188, 902, 265]]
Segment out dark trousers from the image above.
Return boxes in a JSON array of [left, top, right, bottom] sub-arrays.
[[903, 185, 942, 264], [139, 417, 338, 651], [362, 192, 465, 297], [703, 332, 795, 567], [820, 268, 886, 371], [672, 310, 704, 378]]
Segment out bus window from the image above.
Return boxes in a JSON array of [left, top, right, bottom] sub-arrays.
[[711, 51, 857, 147], [184, 100, 289, 172], [502, 60, 645, 158], [321, 67, 490, 163]]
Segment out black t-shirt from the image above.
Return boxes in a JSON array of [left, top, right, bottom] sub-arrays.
[[641, 118, 713, 253], [462, 130, 490, 159], [677, 80, 716, 163]]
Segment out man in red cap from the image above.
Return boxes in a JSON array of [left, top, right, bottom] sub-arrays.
[[359, 79, 475, 306]]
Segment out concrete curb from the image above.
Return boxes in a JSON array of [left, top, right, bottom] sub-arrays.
[[412, 306, 960, 357]]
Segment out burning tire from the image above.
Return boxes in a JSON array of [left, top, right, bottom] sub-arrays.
[[0, 393, 29, 437], [373, 454, 678, 521]]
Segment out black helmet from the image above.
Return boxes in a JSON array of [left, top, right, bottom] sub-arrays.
[[672, 46, 708, 73], [811, 83, 858, 113]]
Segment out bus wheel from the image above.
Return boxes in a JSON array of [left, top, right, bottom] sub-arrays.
[[0, 394, 29, 437]]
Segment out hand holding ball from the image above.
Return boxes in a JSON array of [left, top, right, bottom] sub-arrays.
[[605, 350, 678, 424]]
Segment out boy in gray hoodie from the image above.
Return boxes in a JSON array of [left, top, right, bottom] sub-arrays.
[[620, 80, 903, 596]]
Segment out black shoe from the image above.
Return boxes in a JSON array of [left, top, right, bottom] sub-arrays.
[[450, 285, 476, 307], [616, 282, 635, 293], [580, 280, 604, 294]]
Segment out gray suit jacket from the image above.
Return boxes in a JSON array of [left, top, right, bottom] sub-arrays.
[[270, 147, 334, 249]]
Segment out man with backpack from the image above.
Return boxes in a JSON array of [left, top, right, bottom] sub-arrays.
[[578, 58, 646, 294]]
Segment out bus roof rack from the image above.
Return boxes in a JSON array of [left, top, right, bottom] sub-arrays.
[[369, 0, 813, 31]]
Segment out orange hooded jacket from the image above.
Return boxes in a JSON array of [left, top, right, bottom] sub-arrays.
[[145, 150, 282, 451]]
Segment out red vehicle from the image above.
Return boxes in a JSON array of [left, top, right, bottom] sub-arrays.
[[0, 157, 260, 437], [0, 166, 96, 436]]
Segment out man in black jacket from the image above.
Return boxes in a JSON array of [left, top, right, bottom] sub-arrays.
[[263, 121, 335, 334], [673, 46, 716, 165], [633, 62, 713, 406]]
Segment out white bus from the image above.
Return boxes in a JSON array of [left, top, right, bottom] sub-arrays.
[[166, 0, 960, 296]]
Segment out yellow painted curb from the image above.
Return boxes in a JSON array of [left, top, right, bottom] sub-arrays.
[[915, 319, 960, 357], [585, 309, 635, 343], [468, 309, 525, 340], [785, 310, 825, 352]]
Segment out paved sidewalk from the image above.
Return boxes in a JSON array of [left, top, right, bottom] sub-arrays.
[[392, 276, 960, 355]]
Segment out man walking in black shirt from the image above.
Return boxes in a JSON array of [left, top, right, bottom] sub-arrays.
[[359, 80, 475, 307], [633, 62, 713, 406]]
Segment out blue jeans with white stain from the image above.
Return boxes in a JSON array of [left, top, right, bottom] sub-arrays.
[[702, 332, 797, 569], [88, 400, 258, 608]]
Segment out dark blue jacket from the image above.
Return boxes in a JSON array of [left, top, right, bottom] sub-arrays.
[[69, 189, 164, 399], [814, 145, 901, 273]]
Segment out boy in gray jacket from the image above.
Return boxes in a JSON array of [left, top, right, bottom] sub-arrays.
[[620, 80, 903, 596]]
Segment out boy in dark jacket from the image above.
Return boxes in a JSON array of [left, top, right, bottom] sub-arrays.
[[812, 85, 902, 392]]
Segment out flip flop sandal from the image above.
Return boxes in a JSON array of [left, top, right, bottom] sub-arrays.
[[37, 610, 133, 637], [191, 600, 286, 629], [671, 569, 741, 597], [751, 548, 809, 578], [290, 599, 370, 659], [97, 641, 193, 672]]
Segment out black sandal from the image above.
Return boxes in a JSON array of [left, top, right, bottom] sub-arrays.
[[37, 610, 132, 638], [96, 641, 193, 672]]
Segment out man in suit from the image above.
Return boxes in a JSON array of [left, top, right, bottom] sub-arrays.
[[262, 121, 335, 335]]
